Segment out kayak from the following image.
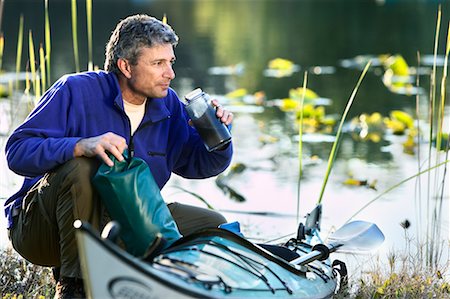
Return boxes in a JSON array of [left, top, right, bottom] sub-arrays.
[[75, 208, 384, 299], [76, 225, 338, 298]]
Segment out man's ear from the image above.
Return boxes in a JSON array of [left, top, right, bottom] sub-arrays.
[[117, 58, 132, 78]]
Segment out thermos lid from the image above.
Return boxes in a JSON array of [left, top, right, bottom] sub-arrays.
[[185, 88, 203, 102]]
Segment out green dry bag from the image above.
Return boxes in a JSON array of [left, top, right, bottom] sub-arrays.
[[92, 150, 182, 257]]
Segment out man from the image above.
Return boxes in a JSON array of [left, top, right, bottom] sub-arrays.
[[4, 14, 233, 298]]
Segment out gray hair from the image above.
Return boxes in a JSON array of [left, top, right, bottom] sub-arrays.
[[104, 14, 179, 73]]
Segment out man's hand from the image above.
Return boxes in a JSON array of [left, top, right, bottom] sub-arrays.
[[212, 99, 233, 126], [74, 132, 128, 167]]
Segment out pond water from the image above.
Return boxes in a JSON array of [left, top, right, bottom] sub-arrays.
[[1, 0, 449, 278]]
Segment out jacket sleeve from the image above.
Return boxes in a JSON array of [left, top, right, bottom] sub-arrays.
[[5, 77, 82, 177], [171, 101, 233, 179]]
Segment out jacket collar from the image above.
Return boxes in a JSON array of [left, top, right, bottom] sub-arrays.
[[111, 73, 171, 124]]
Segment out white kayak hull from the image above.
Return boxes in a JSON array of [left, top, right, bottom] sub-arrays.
[[76, 222, 339, 299]]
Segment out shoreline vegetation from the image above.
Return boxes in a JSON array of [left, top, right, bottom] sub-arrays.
[[1, 0, 449, 298]]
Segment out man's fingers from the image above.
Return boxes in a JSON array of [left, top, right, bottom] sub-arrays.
[[101, 133, 128, 161], [213, 103, 233, 125], [74, 132, 128, 162], [98, 151, 114, 167], [105, 134, 127, 150], [222, 112, 233, 125], [105, 143, 125, 162]]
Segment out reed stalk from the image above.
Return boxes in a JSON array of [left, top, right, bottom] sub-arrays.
[[71, 0, 80, 72], [23, 62, 34, 111], [414, 51, 422, 243], [24, 63, 30, 95], [428, 19, 450, 270], [414, 51, 423, 246], [86, 0, 93, 71], [24, 62, 32, 112], [44, 0, 51, 86], [0, 0, 4, 33], [39, 44, 46, 93], [436, 24, 449, 153], [425, 5, 441, 268], [28, 30, 39, 104], [15, 14, 24, 90], [296, 71, 307, 222], [316, 61, 371, 205], [0, 32, 4, 71]]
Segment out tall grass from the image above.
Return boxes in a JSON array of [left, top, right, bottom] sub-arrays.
[[296, 71, 307, 222], [316, 61, 371, 205], [27, 30, 40, 104], [414, 50, 423, 254], [0, 0, 4, 33], [427, 6, 449, 270], [39, 44, 46, 93], [44, 0, 51, 86], [0, 32, 4, 71], [343, 6, 449, 272], [426, 5, 441, 269], [14, 15, 23, 89], [86, 0, 93, 71], [71, 0, 80, 72]]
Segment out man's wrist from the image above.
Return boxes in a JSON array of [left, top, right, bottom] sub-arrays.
[[73, 139, 84, 157]]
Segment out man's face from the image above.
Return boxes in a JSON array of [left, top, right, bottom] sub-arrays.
[[127, 43, 176, 100]]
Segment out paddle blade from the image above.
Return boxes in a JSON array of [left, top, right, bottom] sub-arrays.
[[328, 220, 385, 253]]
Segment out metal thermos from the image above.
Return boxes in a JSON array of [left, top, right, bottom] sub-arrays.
[[184, 88, 232, 151]]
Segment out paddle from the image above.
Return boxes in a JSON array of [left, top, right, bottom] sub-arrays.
[[291, 220, 385, 266]]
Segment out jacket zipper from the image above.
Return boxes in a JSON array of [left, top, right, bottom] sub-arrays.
[[114, 101, 134, 158], [115, 100, 171, 158]]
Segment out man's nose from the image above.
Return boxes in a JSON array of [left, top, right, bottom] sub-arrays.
[[165, 64, 175, 79]]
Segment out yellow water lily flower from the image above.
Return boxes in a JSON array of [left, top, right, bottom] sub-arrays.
[[367, 112, 383, 124], [277, 98, 298, 111], [268, 58, 295, 70], [289, 87, 319, 100], [381, 54, 410, 76], [264, 58, 300, 78], [390, 110, 414, 129], [384, 117, 406, 135], [403, 134, 416, 155], [225, 88, 248, 99], [379, 54, 418, 95]]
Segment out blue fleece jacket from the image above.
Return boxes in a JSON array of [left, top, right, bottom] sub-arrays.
[[4, 71, 232, 229]]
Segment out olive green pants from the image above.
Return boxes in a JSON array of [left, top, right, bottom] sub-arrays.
[[9, 157, 227, 279]]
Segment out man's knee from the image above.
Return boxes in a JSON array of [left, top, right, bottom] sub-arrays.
[[59, 157, 100, 182], [54, 158, 102, 222]]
